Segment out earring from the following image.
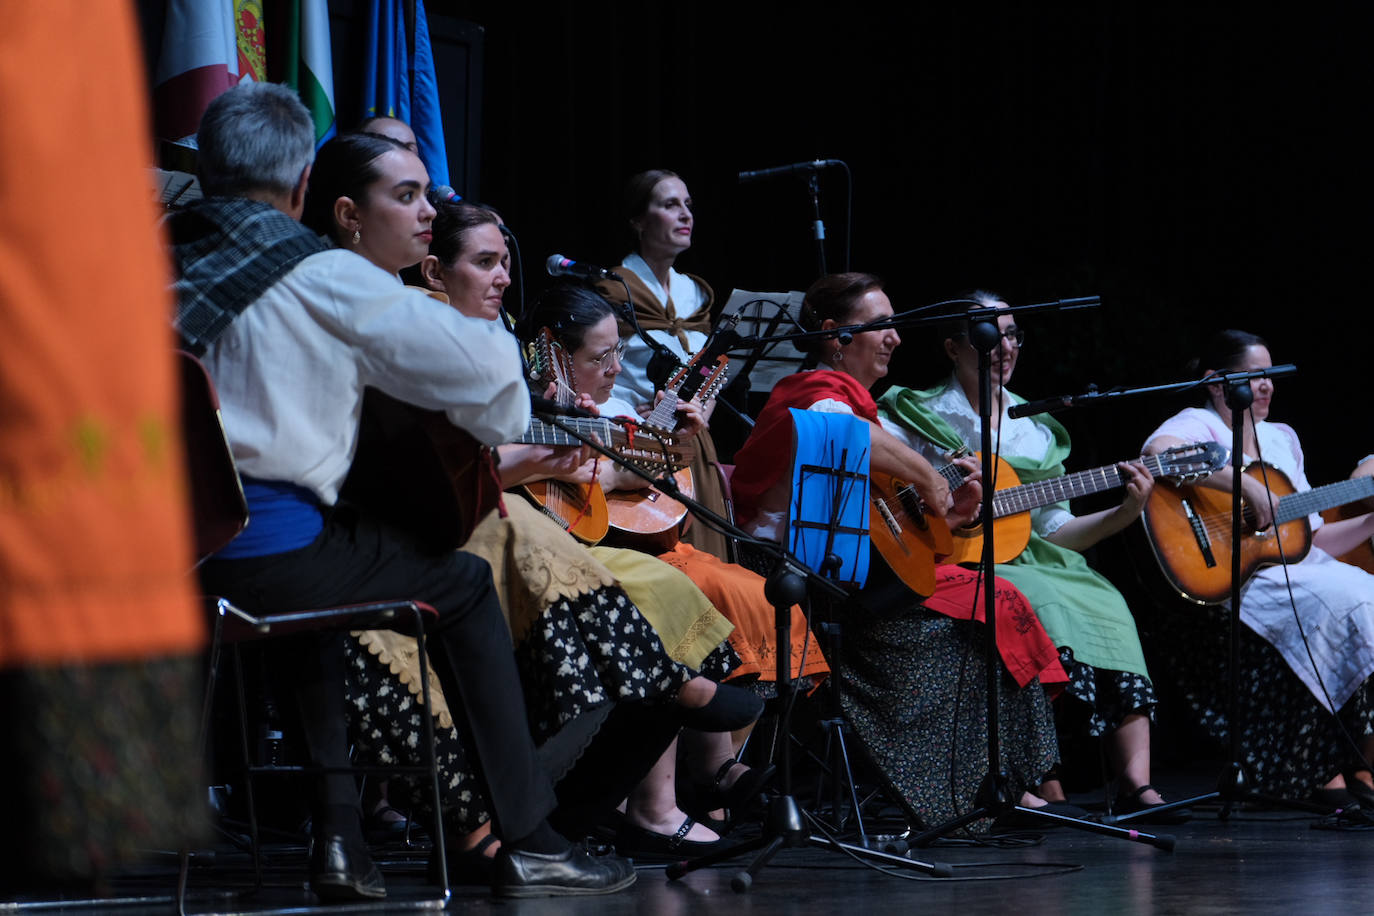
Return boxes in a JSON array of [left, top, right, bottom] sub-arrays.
[[833, 349, 844, 364], [351, 228, 361, 245]]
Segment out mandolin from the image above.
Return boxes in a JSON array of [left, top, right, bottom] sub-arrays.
[[521, 329, 610, 543], [604, 345, 730, 536], [1144, 464, 1374, 604]]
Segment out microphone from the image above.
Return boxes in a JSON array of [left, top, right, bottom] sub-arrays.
[[738, 159, 843, 183], [431, 184, 461, 202], [530, 395, 596, 420], [1006, 395, 1074, 420], [546, 254, 621, 281]]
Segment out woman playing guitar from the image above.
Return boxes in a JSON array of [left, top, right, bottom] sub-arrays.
[[730, 274, 1070, 833], [1143, 328, 1374, 807], [877, 292, 1181, 823]]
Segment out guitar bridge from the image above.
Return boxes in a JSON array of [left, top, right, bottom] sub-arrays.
[[874, 497, 902, 537], [1182, 498, 1216, 568]]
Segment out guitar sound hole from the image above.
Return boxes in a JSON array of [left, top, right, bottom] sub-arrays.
[[896, 487, 928, 531]]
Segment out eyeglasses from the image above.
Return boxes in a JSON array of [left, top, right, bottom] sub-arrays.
[[587, 340, 628, 371], [997, 326, 1025, 348], [956, 326, 1025, 350]]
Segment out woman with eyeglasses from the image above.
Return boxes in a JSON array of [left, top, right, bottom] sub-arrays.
[[877, 291, 1182, 822], [729, 274, 1069, 834], [524, 281, 853, 844]]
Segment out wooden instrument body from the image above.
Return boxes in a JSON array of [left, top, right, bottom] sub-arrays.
[[1143, 464, 1309, 605], [868, 470, 955, 597]]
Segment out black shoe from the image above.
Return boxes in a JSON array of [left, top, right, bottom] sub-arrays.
[[677, 683, 764, 732], [492, 843, 637, 897], [1308, 786, 1360, 812], [310, 832, 386, 901], [696, 760, 776, 812], [684, 761, 776, 835], [991, 801, 1091, 832], [1115, 784, 1193, 824], [428, 833, 500, 887], [1342, 777, 1374, 810], [614, 818, 725, 863]]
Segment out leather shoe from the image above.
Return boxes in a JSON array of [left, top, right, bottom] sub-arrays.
[[310, 832, 386, 901], [615, 818, 725, 862], [492, 843, 636, 897]]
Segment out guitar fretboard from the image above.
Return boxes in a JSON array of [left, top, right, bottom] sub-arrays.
[[1274, 475, 1374, 526], [991, 453, 1173, 519], [517, 417, 617, 447], [939, 462, 968, 489]]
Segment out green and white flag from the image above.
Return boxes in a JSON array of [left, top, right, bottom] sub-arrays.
[[283, 0, 336, 146]]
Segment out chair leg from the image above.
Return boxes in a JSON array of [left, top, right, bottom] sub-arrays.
[[411, 606, 450, 904], [231, 645, 264, 894], [178, 610, 227, 914]]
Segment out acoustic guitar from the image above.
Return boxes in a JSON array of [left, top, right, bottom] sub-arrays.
[[1144, 465, 1374, 604], [1321, 502, 1374, 574], [340, 387, 503, 554], [604, 347, 730, 536], [946, 442, 1229, 566], [521, 329, 610, 543], [868, 460, 966, 597]]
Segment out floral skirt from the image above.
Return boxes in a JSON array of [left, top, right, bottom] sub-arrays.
[[1159, 605, 1374, 798], [1057, 648, 1157, 738], [344, 584, 737, 831], [838, 608, 1059, 833]]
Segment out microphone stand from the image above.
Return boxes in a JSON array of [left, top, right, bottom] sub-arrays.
[[806, 171, 827, 276], [899, 310, 1174, 852], [993, 364, 1315, 825], [528, 407, 955, 889], [604, 276, 755, 429]]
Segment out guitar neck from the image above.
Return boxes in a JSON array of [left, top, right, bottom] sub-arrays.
[[641, 390, 680, 432], [939, 461, 968, 490], [517, 417, 616, 448], [991, 453, 1172, 519], [1274, 475, 1374, 526]]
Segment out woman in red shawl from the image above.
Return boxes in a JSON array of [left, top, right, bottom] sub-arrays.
[[731, 273, 1069, 832]]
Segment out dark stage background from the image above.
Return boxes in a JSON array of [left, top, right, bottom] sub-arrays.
[[139, 2, 1370, 488]]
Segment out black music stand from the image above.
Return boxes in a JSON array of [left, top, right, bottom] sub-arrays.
[[530, 406, 956, 890]]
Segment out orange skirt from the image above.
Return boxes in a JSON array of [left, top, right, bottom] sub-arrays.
[[655, 542, 830, 684]]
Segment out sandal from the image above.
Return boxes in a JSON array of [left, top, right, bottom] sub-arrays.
[[695, 759, 777, 813], [1114, 784, 1193, 824], [364, 803, 417, 842]]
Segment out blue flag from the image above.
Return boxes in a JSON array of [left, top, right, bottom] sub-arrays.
[[362, 0, 450, 187]]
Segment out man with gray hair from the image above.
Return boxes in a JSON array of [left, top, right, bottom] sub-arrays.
[[168, 82, 636, 900]]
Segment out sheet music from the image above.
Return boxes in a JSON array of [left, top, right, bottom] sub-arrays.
[[719, 288, 808, 392]]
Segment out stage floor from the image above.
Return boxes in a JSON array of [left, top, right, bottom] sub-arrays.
[[9, 766, 1374, 915]]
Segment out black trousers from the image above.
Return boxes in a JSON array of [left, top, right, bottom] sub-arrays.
[[200, 508, 557, 842]]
